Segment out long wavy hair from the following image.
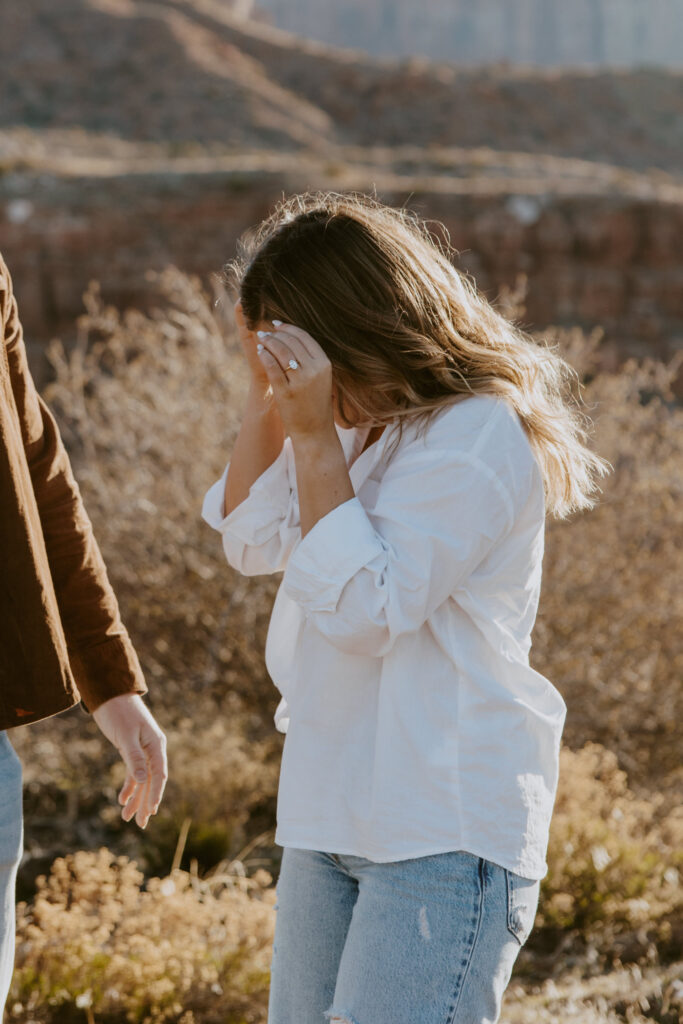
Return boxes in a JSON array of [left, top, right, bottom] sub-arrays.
[[225, 190, 608, 518]]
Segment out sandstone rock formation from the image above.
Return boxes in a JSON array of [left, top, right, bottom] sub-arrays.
[[253, 0, 683, 68]]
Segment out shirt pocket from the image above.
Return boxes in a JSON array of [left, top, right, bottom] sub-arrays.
[[504, 869, 540, 946]]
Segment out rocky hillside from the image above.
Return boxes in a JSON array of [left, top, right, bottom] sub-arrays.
[[2, 0, 682, 384], [2, 0, 683, 176]]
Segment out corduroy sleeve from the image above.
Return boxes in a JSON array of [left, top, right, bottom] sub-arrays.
[[2, 254, 147, 711]]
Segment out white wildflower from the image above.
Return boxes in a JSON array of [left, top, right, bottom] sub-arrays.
[[590, 845, 611, 871]]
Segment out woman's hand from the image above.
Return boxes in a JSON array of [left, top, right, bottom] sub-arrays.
[[257, 321, 354, 536], [221, 301, 285, 517], [256, 322, 336, 442], [234, 299, 270, 393]]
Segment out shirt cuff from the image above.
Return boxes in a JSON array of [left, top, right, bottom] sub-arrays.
[[282, 497, 383, 613], [201, 440, 293, 545], [274, 696, 290, 734]]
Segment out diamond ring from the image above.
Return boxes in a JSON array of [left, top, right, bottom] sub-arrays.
[[287, 358, 300, 371]]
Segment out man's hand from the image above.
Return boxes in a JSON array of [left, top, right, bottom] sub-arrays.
[[93, 694, 167, 829]]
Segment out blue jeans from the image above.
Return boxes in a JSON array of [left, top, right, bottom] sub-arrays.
[[268, 847, 540, 1024], [0, 732, 23, 1013]]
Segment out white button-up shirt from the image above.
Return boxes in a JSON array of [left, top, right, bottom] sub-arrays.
[[202, 394, 567, 879]]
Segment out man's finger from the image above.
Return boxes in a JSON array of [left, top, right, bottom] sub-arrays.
[[135, 776, 153, 829], [139, 728, 168, 816], [118, 774, 137, 806], [121, 781, 145, 822], [147, 753, 168, 815]]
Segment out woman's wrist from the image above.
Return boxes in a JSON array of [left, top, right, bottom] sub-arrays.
[[246, 378, 274, 409], [223, 383, 285, 517], [290, 426, 354, 537], [289, 422, 340, 458], [244, 382, 284, 434]]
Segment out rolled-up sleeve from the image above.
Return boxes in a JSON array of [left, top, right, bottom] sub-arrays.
[[202, 437, 300, 575], [282, 447, 514, 657]]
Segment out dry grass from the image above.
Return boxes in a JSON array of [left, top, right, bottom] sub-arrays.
[[8, 268, 683, 1022], [11, 849, 275, 1023]]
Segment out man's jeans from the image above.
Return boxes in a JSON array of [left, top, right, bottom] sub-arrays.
[[0, 731, 23, 1012]]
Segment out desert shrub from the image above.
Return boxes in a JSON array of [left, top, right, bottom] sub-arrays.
[[9, 849, 275, 1023], [534, 347, 683, 787], [540, 744, 683, 947], [501, 961, 683, 1024]]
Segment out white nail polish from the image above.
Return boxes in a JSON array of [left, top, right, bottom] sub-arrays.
[[272, 319, 282, 326]]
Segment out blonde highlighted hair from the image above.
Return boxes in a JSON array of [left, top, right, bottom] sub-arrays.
[[226, 190, 608, 518]]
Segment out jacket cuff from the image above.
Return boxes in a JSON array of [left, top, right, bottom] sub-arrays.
[[69, 634, 148, 713], [282, 497, 382, 613]]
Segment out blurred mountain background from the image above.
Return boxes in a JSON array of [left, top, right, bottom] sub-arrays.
[[1, 0, 683, 387], [251, 0, 683, 67]]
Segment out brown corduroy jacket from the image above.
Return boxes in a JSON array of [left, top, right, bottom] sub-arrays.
[[0, 253, 147, 731]]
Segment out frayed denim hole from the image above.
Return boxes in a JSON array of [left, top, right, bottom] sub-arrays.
[[324, 1008, 362, 1024]]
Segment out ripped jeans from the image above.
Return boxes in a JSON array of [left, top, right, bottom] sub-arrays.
[[0, 732, 23, 1014], [267, 847, 540, 1024]]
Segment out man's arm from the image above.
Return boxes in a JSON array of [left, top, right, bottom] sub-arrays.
[[1, 255, 166, 825], [2, 256, 146, 711]]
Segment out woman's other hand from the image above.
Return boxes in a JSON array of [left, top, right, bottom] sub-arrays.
[[235, 299, 271, 393], [256, 322, 336, 442], [222, 301, 286, 517]]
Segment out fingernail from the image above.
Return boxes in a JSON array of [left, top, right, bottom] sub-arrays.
[[256, 330, 270, 338], [256, 343, 264, 354], [272, 319, 282, 326]]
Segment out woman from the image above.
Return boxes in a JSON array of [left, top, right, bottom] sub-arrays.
[[202, 191, 607, 1023]]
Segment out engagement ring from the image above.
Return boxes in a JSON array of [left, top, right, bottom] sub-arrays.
[[287, 359, 300, 371]]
